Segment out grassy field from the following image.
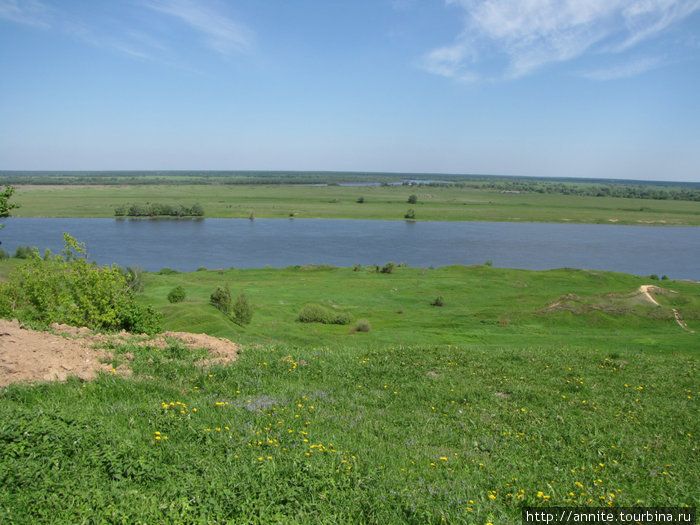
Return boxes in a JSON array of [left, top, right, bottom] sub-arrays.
[[1, 263, 698, 523], [10, 183, 700, 225]]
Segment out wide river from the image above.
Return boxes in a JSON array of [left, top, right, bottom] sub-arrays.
[[1, 218, 698, 280]]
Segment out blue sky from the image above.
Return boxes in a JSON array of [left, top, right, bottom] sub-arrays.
[[1, 0, 699, 181]]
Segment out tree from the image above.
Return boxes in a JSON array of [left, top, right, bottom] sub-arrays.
[[0, 186, 19, 227], [407, 194, 418, 204], [232, 291, 253, 326]]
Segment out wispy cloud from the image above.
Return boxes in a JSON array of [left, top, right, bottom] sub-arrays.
[[142, 0, 253, 56], [580, 55, 665, 80], [0, 0, 51, 28], [419, 0, 700, 81]]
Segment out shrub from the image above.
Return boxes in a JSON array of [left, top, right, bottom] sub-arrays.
[[210, 285, 232, 316], [124, 266, 144, 292], [380, 262, 395, 274], [404, 209, 415, 219], [13, 245, 33, 259], [356, 196, 365, 203], [407, 194, 417, 204], [484, 259, 494, 267], [232, 291, 253, 326], [431, 296, 445, 307], [297, 304, 352, 325], [0, 234, 161, 334], [353, 319, 371, 333], [167, 286, 186, 304], [648, 274, 659, 280], [0, 248, 9, 260]]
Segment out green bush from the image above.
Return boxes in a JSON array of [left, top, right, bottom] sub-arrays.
[[210, 285, 232, 316], [232, 291, 253, 326], [297, 303, 352, 325], [431, 296, 445, 307], [407, 194, 418, 204], [404, 209, 415, 220], [167, 286, 187, 304], [380, 262, 395, 274], [352, 319, 371, 333], [13, 245, 33, 259], [0, 234, 161, 333], [0, 248, 9, 260]]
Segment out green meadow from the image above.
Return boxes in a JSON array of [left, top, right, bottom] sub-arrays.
[[11, 183, 700, 225], [1, 262, 698, 523]]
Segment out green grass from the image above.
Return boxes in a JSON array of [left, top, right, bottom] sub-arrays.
[[11, 183, 700, 225], [140, 265, 699, 354], [0, 264, 698, 523]]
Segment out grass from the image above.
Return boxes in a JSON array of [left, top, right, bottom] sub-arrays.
[[0, 263, 698, 523], [10, 183, 700, 225], [139, 265, 699, 354]]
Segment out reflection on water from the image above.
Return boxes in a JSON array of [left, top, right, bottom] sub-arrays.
[[1, 218, 698, 279]]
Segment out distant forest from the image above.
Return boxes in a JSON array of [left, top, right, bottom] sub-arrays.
[[2, 170, 699, 202]]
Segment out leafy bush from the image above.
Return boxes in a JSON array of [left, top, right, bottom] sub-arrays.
[[13, 245, 33, 259], [430, 296, 445, 307], [0, 248, 9, 260], [356, 196, 365, 204], [0, 234, 161, 333], [648, 274, 659, 280], [210, 285, 232, 316], [124, 266, 144, 292], [232, 291, 253, 326], [352, 319, 371, 333], [380, 262, 395, 274], [167, 286, 187, 304], [407, 194, 418, 204], [297, 303, 352, 325], [404, 209, 415, 220]]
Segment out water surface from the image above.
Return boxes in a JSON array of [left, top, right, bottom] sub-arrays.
[[1, 218, 698, 279]]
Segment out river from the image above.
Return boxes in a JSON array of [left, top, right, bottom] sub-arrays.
[[1, 218, 698, 280]]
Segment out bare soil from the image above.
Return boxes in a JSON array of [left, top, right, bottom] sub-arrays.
[[0, 319, 239, 388]]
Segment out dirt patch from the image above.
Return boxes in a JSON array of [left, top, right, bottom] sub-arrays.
[[0, 319, 239, 388]]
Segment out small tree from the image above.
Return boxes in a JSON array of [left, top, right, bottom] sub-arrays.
[[407, 194, 418, 204], [210, 285, 232, 316], [0, 186, 18, 227], [232, 291, 253, 326], [404, 209, 416, 220], [356, 196, 365, 203]]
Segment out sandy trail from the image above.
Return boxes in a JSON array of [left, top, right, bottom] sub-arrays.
[[638, 285, 694, 333]]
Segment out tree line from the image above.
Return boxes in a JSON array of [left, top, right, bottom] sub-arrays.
[[114, 203, 204, 217]]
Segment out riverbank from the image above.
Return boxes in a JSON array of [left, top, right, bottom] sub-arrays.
[[9, 183, 700, 225], [0, 263, 697, 522]]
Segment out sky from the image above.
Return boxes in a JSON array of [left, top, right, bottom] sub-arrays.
[[1, 0, 699, 181]]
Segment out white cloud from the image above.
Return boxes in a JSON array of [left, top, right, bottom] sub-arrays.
[[580, 55, 665, 80], [420, 0, 700, 81], [0, 0, 51, 27], [142, 0, 253, 56]]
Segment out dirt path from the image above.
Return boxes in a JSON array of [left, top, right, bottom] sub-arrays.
[[638, 285, 694, 333], [0, 320, 239, 388], [638, 285, 661, 306]]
